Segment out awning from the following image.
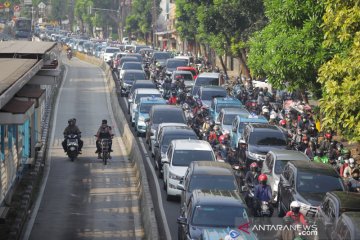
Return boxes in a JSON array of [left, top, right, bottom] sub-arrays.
[[155, 29, 176, 35], [15, 86, 45, 107], [0, 99, 34, 124]]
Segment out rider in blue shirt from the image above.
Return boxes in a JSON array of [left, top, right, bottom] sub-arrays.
[[253, 173, 273, 216]]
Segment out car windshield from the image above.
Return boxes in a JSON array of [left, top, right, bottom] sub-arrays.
[[195, 77, 219, 86], [172, 150, 214, 166], [154, 52, 171, 59], [106, 48, 119, 53], [201, 91, 227, 101], [123, 63, 142, 70], [124, 72, 146, 81], [223, 113, 238, 125], [189, 175, 237, 192], [153, 111, 185, 124], [161, 134, 197, 153], [216, 103, 240, 113], [135, 94, 161, 103], [249, 131, 287, 146], [140, 103, 161, 113], [192, 205, 248, 228], [167, 60, 187, 68], [296, 171, 344, 193]]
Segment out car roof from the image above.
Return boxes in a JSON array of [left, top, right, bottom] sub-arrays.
[[162, 127, 196, 136], [133, 80, 154, 85], [177, 66, 196, 70], [328, 192, 360, 211], [288, 161, 340, 177], [214, 97, 241, 103], [269, 150, 310, 161], [192, 190, 245, 207], [200, 86, 226, 91], [248, 123, 281, 132], [123, 61, 142, 65], [151, 105, 183, 112], [173, 70, 193, 75], [167, 58, 186, 62], [123, 69, 145, 73], [135, 88, 160, 94], [140, 97, 166, 104], [158, 122, 188, 128], [191, 161, 234, 176], [238, 115, 268, 123], [197, 72, 220, 78], [221, 107, 248, 114], [171, 139, 212, 150]]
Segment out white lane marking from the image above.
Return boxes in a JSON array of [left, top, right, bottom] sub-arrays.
[[23, 63, 69, 239], [138, 137, 172, 240]]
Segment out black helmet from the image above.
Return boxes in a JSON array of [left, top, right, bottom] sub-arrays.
[[102, 119, 107, 124]]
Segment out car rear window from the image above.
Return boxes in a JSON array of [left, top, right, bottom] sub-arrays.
[[296, 171, 344, 193], [123, 72, 146, 81], [135, 93, 161, 103], [189, 175, 237, 192], [249, 131, 287, 146], [167, 60, 187, 68], [195, 77, 219, 86], [123, 63, 143, 70], [201, 90, 227, 101], [152, 110, 185, 124], [172, 150, 214, 166], [106, 48, 119, 53]]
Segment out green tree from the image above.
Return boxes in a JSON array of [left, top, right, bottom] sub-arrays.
[[175, 0, 199, 45], [318, 0, 360, 142], [247, 0, 326, 101]]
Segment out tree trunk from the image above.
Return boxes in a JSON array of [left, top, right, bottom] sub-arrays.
[[219, 55, 228, 77], [239, 49, 251, 80], [300, 89, 309, 104]]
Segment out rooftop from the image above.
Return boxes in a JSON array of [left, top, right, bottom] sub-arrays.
[[171, 139, 212, 150], [0, 41, 56, 55]]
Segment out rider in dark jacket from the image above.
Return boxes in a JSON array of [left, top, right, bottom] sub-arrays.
[[62, 118, 83, 153], [95, 119, 113, 157]]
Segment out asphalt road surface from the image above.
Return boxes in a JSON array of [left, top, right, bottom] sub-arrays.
[[24, 57, 143, 240]]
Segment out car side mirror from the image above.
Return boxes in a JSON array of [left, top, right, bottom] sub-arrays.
[[177, 216, 187, 225], [177, 183, 185, 191]]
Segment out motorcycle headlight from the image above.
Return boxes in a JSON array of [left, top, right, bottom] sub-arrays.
[[169, 171, 182, 180], [69, 147, 76, 151]]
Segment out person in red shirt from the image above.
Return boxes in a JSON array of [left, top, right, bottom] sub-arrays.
[[168, 92, 177, 105], [286, 201, 307, 226]]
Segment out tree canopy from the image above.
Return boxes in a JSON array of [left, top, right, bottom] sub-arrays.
[[247, 0, 326, 95], [318, 0, 360, 142]]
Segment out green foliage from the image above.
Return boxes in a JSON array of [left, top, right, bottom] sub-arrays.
[[318, 0, 360, 142], [248, 0, 325, 93], [175, 0, 199, 41]]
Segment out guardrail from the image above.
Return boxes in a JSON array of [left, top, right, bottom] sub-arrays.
[[75, 52, 159, 240]]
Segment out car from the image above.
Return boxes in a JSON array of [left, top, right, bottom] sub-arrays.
[[152, 51, 172, 66], [119, 61, 144, 80], [261, 150, 310, 201], [230, 115, 268, 151], [277, 161, 345, 218], [174, 55, 194, 66], [176, 66, 199, 79], [129, 88, 161, 125], [117, 57, 140, 75], [177, 189, 257, 240], [128, 80, 156, 109], [112, 52, 128, 68], [120, 70, 147, 96], [192, 72, 224, 95], [134, 97, 167, 135], [162, 139, 216, 200], [316, 191, 360, 239], [217, 107, 249, 134], [238, 123, 287, 165], [154, 126, 198, 177], [151, 123, 189, 158], [145, 105, 187, 154], [165, 59, 188, 76], [197, 86, 228, 108], [124, 53, 143, 62], [177, 161, 240, 207], [330, 212, 360, 240], [171, 70, 194, 82], [210, 97, 244, 122], [103, 47, 120, 63]]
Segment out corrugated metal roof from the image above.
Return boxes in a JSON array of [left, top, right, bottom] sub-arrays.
[[1, 99, 34, 114], [0, 41, 56, 54], [0, 58, 37, 95]]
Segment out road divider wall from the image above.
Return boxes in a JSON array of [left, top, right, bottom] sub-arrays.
[[75, 52, 159, 240]]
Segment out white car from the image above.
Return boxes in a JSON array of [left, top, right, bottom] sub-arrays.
[[261, 149, 310, 201], [103, 47, 120, 63], [129, 88, 161, 125], [151, 122, 188, 158], [162, 139, 216, 200]]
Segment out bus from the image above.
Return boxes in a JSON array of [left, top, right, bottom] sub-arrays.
[[11, 17, 32, 40]]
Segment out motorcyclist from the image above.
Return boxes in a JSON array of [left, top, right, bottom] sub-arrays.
[[95, 119, 113, 158], [168, 91, 177, 105], [185, 93, 196, 109], [257, 91, 265, 107], [347, 170, 360, 192], [318, 130, 333, 153], [314, 149, 329, 164], [208, 125, 220, 146], [62, 118, 83, 154], [286, 201, 308, 226], [304, 141, 316, 160], [253, 174, 273, 216], [343, 158, 358, 178], [245, 162, 260, 186]]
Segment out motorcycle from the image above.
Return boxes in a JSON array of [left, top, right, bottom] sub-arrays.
[[67, 49, 72, 60], [66, 133, 79, 161], [99, 138, 111, 165], [232, 162, 246, 188]]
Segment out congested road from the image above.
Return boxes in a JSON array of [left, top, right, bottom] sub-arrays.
[[24, 57, 143, 239]]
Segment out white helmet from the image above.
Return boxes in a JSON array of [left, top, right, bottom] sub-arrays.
[[262, 108, 269, 114], [290, 201, 301, 208], [349, 158, 355, 167]]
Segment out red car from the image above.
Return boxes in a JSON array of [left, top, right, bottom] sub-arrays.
[[176, 66, 198, 80]]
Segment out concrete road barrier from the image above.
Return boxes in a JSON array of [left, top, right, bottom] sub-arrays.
[[75, 52, 159, 240]]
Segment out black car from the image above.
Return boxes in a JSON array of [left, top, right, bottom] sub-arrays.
[[316, 191, 360, 239], [154, 126, 198, 177], [177, 161, 239, 208], [165, 59, 188, 76], [238, 123, 288, 166], [197, 86, 227, 108], [145, 105, 187, 151], [277, 161, 345, 218], [177, 189, 256, 240], [120, 70, 147, 96], [152, 51, 172, 66], [330, 212, 360, 240]]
